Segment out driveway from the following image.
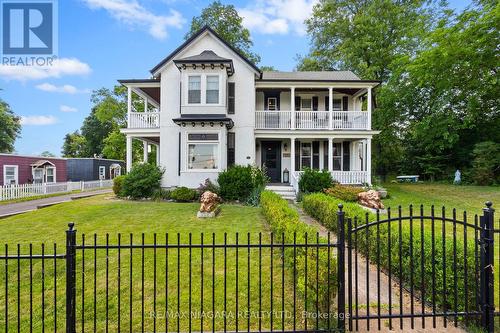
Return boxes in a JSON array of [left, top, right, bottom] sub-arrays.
[[0, 189, 112, 218]]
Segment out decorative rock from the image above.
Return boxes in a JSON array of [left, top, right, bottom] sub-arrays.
[[198, 191, 220, 218], [358, 190, 384, 210], [377, 188, 388, 199]]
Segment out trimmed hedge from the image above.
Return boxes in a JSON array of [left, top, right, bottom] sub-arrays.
[[260, 191, 337, 320], [302, 193, 477, 314], [298, 168, 333, 194], [324, 185, 363, 202]]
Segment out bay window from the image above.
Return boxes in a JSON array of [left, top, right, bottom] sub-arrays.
[[188, 76, 201, 104], [187, 133, 219, 170], [206, 75, 219, 104]]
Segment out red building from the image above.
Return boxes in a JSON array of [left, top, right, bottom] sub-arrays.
[[0, 154, 67, 186]]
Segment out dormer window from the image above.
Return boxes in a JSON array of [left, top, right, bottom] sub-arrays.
[[206, 76, 219, 104], [188, 76, 201, 104]]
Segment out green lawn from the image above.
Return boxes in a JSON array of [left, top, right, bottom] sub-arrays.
[[0, 195, 319, 333]]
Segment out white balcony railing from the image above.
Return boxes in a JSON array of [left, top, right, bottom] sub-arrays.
[[255, 111, 369, 130], [291, 170, 368, 191], [128, 112, 160, 129]]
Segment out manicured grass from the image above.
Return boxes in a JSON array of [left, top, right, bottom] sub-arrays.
[[0, 195, 315, 333]]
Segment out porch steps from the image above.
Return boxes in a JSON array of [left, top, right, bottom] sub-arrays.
[[265, 185, 296, 202]]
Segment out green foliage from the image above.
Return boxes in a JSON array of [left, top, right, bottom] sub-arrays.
[[151, 188, 172, 202], [298, 168, 333, 194], [217, 165, 268, 201], [112, 175, 126, 197], [197, 178, 219, 196], [0, 99, 21, 153], [260, 191, 336, 315], [471, 141, 500, 185], [81, 108, 114, 157], [245, 185, 264, 207], [324, 185, 363, 202], [186, 1, 260, 64], [61, 131, 87, 157], [171, 187, 198, 202], [121, 164, 163, 199], [302, 193, 477, 313]]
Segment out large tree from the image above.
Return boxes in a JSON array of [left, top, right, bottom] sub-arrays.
[[80, 108, 115, 157], [61, 131, 87, 157], [186, 1, 260, 64], [0, 99, 21, 153]]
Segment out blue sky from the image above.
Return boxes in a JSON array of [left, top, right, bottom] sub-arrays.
[[0, 0, 471, 156]]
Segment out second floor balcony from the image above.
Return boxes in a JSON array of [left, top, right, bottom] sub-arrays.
[[255, 110, 369, 130]]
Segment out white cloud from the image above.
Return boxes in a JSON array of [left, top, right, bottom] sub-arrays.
[[60, 105, 78, 113], [239, 0, 318, 35], [83, 0, 185, 39], [0, 58, 92, 82], [36, 83, 90, 94], [20, 115, 58, 126]]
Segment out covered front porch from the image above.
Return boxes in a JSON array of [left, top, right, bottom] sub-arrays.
[[255, 134, 373, 189]]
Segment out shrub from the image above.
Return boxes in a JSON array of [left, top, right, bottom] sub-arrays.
[[197, 178, 219, 196], [260, 191, 336, 318], [112, 175, 126, 197], [151, 188, 171, 202], [121, 164, 163, 199], [217, 165, 268, 201], [324, 185, 363, 202], [298, 168, 333, 194], [171, 187, 197, 202], [245, 185, 264, 207], [302, 193, 476, 314], [471, 141, 500, 185]]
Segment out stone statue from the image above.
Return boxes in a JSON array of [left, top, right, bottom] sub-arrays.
[[358, 190, 384, 210], [454, 169, 461, 184], [197, 191, 220, 218]]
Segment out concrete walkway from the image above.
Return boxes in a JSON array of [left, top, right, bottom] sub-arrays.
[[293, 204, 466, 333], [0, 189, 112, 218]]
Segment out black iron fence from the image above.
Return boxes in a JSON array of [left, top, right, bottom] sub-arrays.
[[0, 202, 497, 333]]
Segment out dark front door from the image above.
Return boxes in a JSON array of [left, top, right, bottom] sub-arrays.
[[261, 141, 281, 183]]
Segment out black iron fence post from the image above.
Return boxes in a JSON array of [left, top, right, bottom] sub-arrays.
[[66, 223, 77, 333], [337, 204, 346, 331], [480, 202, 494, 333]]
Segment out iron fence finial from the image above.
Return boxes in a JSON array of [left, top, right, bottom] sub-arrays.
[[338, 203, 343, 211], [68, 222, 74, 231]]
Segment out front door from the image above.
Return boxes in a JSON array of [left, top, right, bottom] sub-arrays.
[[261, 141, 281, 183]]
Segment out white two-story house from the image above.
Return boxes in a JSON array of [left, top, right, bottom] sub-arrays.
[[119, 26, 380, 192]]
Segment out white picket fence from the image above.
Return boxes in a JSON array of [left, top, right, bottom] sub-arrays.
[[0, 180, 113, 201]]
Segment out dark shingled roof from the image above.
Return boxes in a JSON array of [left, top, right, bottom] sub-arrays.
[[174, 50, 232, 63], [259, 71, 365, 81]]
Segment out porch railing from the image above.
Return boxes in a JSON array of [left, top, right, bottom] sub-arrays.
[[128, 111, 160, 129], [291, 170, 368, 191], [255, 111, 369, 130]]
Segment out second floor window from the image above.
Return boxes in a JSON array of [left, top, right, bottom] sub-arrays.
[[188, 76, 201, 104], [206, 75, 219, 104]]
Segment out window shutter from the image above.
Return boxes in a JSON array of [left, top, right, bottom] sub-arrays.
[[342, 96, 349, 111], [295, 140, 301, 171], [325, 96, 329, 111], [227, 132, 235, 167], [342, 141, 350, 171], [312, 96, 319, 111], [227, 82, 235, 114], [312, 141, 320, 169], [323, 141, 328, 170], [295, 96, 301, 111]]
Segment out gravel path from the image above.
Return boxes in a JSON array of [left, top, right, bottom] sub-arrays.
[[293, 204, 467, 332]]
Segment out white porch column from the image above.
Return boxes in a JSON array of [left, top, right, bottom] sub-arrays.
[[290, 87, 296, 130], [328, 138, 333, 172], [143, 141, 149, 163], [144, 97, 148, 112], [156, 144, 160, 166], [290, 138, 296, 173], [367, 87, 372, 130], [126, 136, 132, 172], [127, 87, 132, 128], [328, 87, 333, 130], [366, 138, 372, 185]]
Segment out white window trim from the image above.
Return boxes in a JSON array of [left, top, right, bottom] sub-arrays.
[[205, 75, 220, 104], [267, 97, 277, 111], [45, 166, 56, 184], [300, 142, 312, 170], [184, 130, 222, 173], [186, 73, 223, 107], [99, 166, 106, 180], [3, 165, 18, 185]]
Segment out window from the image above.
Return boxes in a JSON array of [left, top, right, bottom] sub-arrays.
[[332, 143, 342, 170], [333, 99, 342, 110], [301, 98, 312, 110], [301, 143, 312, 170], [46, 167, 55, 183], [33, 169, 44, 183], [188, 76, 201, 104], [187, 133, 219, 170], [99, 166, 106, 180], [267, 97, 277, 111], [206, 75, 219, 104], [3, 165, 18, 185]]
